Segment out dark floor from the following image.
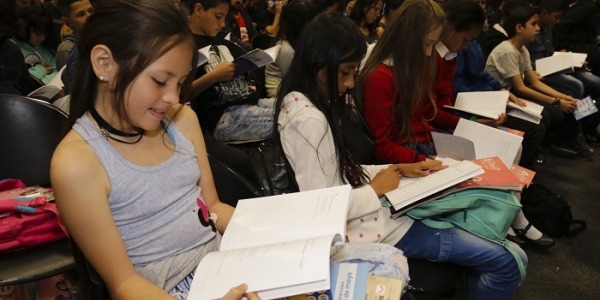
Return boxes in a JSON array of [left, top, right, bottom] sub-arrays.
[[510, 140, 600, 300]]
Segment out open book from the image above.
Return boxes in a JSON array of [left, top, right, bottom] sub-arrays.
[[553, 51, 587, 68], [432, 118, 523, 168], [27, 66, 65, 100], [197, 45, 281, 76], [536, 54, 575, 77], [384, 157, 483, 214], [444, 91, 509, 119], [507, 100, 544, 124], [187, 185, 353, 300]]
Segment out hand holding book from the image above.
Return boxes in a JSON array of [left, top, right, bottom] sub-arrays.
[[398, 160, 448, 177], [221, 284, 260, 300]]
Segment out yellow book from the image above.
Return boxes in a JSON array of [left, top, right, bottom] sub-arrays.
[[365, 275, 403, 300]]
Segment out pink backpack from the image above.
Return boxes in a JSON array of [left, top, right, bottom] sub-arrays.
[[0, 179, 68, 252]]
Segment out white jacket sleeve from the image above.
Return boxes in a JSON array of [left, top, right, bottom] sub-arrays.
[[280, 107, 383, 221]]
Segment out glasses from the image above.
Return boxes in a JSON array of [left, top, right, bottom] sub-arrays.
[[370, 5, 383, 15]]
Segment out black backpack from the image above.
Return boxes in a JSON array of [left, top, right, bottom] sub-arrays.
[[521, 184, 586, 237]]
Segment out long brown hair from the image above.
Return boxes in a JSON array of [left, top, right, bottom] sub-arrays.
[[358, 0, 445, 144]]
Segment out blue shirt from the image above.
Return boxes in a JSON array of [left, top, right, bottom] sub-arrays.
[[453, 40, 503, 96]]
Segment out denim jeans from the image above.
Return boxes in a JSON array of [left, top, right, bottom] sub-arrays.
[[213, 98, 276, 142], [571, 69, 600, 99], [395, 221, 527, 300], [543, 73, 584, 99]]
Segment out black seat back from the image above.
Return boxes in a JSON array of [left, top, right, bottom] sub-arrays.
[[0, 94, 68, 186], [208, 153, 262, 207]]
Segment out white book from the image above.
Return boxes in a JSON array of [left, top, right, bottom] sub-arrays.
[[197, 45, 281, 76], [553, 51, 587, 68], [453, 118, 523, 168], [27, 66, 65, 100], [431, 132, 476, 161], [507, 100, 543, 124], [445, 91, 509, 119], [432, 118, 524, 167], [536, 54, 574, 77], [507, 109, 540, 124], [385, 157, 484, 212], [233, 44, 280, 75], [187, 185, 353, 300]]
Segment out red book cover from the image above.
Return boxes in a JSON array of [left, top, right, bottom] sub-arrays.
[[455, 157, 522, 190], [510, 164, 536, 188]]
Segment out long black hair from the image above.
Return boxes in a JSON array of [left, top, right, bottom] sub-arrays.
[[274, 12, 369, 187]]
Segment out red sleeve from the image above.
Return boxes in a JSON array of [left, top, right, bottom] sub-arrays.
[[429, 56, 460, 129], [363, 65, 427, 163]]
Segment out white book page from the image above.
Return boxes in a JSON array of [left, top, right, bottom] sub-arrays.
[[47, 66, 65, 88], [453, 118, 524, 168], [197, 45, 210, 67], [553, 52, 587, 68], [28, 66, 65, 99], [507, 100, 543, 118], [431, 131, 476, 161], [449, 91, 509, 119], [507, 109, 541, 124], [385, 159, 483, 210], [536, 54, 573, 77], [234, 45, 281, 75], [571, 53, 587, 68], [188, 234, 337, 300], [220, 185, 352, 251]]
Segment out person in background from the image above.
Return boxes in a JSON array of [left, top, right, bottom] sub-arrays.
[[1, 0, 38, 95], [526, 0, 599, 154], [376, 0, 405, 37], [279, 7, 526, 299], [553, 0, 600, 77], [349, 0, 383, 44], [264, 0, 316, 97], [56, 0, 93, 71], [257, 0, 286, 35], [485, 7, 591, 160], [24, 0, 63, 51], [12, 10, 58, 85], [225, 0, 257, 49]]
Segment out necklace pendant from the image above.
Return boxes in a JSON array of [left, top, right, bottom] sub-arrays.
[[100, 128, 110, 140]]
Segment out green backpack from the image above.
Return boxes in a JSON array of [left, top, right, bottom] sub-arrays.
[[406, 188, 527, 285]]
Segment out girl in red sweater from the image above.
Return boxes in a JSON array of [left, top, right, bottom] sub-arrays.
[[359, 0, 444, 163]]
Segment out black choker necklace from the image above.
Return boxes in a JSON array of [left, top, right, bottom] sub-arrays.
[[89, 107, 145, 144]]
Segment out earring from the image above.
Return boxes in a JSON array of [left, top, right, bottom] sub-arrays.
[[99, 76, 104, 81]]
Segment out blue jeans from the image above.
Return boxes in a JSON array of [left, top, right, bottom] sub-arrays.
[[395, 221, 527, 300], [213, 98, 276, 142], [543, 73, 584, 99], [571, 69, 600, 99], [543, 70, 600, 99]]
